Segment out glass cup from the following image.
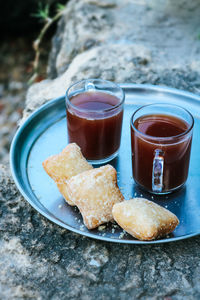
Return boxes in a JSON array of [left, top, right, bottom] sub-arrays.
[[130, 103, 194, 194], [65, 79, 125, 164]]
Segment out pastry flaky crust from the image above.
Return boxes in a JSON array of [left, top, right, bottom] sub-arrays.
[[42, 143, 93, 205], [65, 165, 124, 229], [112, 198, 179, 241]]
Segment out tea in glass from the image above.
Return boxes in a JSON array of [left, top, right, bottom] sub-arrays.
[[66, 79, 125, 164], [130, 104, 194, 194]]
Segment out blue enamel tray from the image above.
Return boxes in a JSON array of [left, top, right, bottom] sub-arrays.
[[10, 84, 200, 244]]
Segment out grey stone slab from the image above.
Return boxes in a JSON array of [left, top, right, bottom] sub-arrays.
[[1, 164, 200, 299], [48, 0, 200, 78], [22, 43, 200, 123]]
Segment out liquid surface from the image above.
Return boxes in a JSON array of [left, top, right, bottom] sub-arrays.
[[70, 91, 119, 111], [131, 114, 192, 193], [134, 114, 188, 138], [67, 91, 123, 160]]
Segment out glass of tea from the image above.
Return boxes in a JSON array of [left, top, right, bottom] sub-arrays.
[[66, 79, 125, 164], [130, 103, 194, 194]]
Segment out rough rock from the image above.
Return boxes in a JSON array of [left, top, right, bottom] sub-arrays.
[[1, 164, 200, 299], [22, 43, 151, 121], [48, 0, 200, 78], [22, 0, 200, 121], [22, 43, 200, 122]]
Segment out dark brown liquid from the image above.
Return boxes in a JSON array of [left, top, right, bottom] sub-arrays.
[[67, 91, 123, 160], [131, 114, 192, 192]]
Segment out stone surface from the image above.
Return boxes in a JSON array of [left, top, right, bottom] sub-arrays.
[[2, 0, 200, 299], [22, 43, 200, 122], [0, 36, 50, 165], [48, 0, 200, 78], [1, 164, 200, 299], [22, 43, 152, 121], [22, 0, 200, 121]]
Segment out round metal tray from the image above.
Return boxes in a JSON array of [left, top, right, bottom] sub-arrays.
[[10, 84, 200, 244]]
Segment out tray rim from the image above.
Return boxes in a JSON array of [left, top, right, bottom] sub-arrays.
[[10, 83, 200, 245]]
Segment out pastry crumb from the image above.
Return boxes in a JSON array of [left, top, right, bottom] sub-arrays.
[[79, 225, 85, 231], [119, 231, 125, 239], [98, 225, 106, 231]]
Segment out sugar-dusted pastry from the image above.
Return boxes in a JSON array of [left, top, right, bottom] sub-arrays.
[[112, 198, 179, 240], [65, 165, 124, 229], [42, 143, 93, 205], [42, 143, 93, 181]]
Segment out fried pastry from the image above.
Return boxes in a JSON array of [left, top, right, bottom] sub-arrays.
[[42, 143, 93, 205], [65, 165, 124, 229], [112, 198, 179, 240]]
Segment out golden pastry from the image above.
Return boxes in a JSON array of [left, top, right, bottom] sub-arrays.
[[42, 143, 93, 205], [112, 198, 179, 240], [65, 165, 124, 229]]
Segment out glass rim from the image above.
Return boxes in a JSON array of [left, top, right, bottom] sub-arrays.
[[65, 78, 125, 113], [130, 103, 194, 141]]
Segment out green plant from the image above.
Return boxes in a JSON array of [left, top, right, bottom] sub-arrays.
[[29, 2, 66, 84]]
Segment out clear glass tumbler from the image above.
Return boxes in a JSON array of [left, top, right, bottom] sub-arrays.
[[66, 79, 125, 164], [130, 103, 194, 194]]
